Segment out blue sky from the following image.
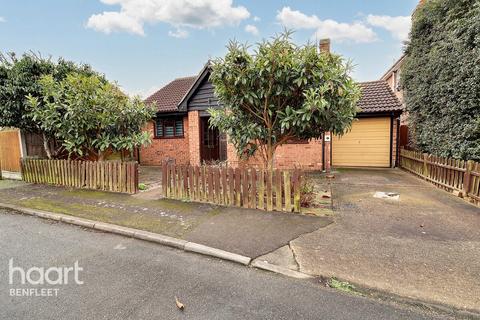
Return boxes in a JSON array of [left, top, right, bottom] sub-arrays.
[[0, 0, 418, 97]]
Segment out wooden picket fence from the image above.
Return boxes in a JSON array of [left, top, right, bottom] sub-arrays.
[[162, 163, 303, 212], [400, 148, 480, 205], [21, 159, 139, 194]]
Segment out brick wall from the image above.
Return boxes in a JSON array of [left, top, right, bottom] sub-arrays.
[[392, 117, 399, 167], [139, 117, 190, 166], [227, 139, 323, 170]]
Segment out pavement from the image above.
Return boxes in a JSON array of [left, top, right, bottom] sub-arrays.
[[286, 168, 480, 313], [0, 180, 331, 259], [0, 209, 456, 320]]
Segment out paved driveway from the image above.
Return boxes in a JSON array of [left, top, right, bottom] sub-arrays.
[[290, 168, 480, 313]]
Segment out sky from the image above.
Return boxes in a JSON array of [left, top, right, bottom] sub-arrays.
[[0, 0, 418, 98]]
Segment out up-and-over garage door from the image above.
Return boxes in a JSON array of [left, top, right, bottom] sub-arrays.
[[332, 117, 391, 168]]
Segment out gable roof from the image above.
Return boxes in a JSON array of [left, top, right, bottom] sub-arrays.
[[178, 63, 211, 110], [357, 81, 403, 113], [144, 76, 196, 113], [147, 70, 403, 115]]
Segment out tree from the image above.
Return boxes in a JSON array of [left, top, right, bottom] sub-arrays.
[[0, 52, 98, 130], [0, 52, 100, 157], [402, 0, 480, 160], [209, 32, 360, 172], [27, 73, 155, 160]]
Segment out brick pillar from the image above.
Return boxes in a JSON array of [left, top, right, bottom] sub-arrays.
[[320, 38, 332, 173], [226, 140, 239, 168], [188, 111, 201, 166], [324, 133, 332, 173]]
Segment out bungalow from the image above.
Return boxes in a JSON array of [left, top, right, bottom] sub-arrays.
[[140, 40, 403, 170], [139, 63, 403, 170]]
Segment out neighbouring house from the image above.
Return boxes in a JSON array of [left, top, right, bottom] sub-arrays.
[[140, 60, 404, 170], [381, 54, 405, 105], [381, 54, 411, 149]]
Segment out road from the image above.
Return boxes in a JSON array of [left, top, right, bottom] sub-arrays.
[[0, 209, 454, 320]]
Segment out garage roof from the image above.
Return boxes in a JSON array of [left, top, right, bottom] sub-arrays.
[[357, 81, 404, 113]]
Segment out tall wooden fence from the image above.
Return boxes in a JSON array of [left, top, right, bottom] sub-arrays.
[[21, 159, 139, 194], [0, 129, 22, 172], [162, 163, 303, 212], [400, 148, 480, 205]]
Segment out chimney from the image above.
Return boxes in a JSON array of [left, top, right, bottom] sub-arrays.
[[319, 39, 331, 53]]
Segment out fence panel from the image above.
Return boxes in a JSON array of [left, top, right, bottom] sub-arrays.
[[400, 148, 479, 205], [162, 162, 303, 213], [21, 159, 138, 194], [0, 129, 22, 173]]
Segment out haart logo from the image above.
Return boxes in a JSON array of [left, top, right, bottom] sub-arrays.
[[8, 259, 84, 297]]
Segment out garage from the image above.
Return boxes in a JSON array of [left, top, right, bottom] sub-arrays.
[[332, 117, 392, 168]]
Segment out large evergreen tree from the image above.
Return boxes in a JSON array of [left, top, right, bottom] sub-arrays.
[[402, 0, 480, 160]]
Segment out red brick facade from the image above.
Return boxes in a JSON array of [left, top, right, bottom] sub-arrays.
[[226, 139, 323, 170], [139, 117, 189, 166], [140, 114, 401, 170]]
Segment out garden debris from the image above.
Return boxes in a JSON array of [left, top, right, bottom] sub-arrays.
[[373, 191, 400, 201], [175, 296, 185, 311], [321, 191, 331, 199]]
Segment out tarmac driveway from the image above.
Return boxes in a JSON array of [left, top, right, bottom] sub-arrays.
[[290, 168, 480, 313]]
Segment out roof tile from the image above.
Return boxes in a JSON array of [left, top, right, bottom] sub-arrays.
[[144, 76, 196, 113], [357, 81, 404, 113]]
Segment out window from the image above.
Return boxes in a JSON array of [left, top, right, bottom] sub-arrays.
[[155, 117, 184, 138]]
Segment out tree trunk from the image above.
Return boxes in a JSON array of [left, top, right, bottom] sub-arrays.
[[265, 143, 275, 176], [98, 150, 106, 162], [42, 132, 52, 159]]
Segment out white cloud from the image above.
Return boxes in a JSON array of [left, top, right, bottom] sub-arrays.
[[276, 7, 377, 43], [168, 29, 189, 38], [253, 16, 260, 22], [87, 12, 145, 36], [0, 17, 5, 23], [245, 24, 259, 36], [87, 0, 250, 37], [366, 15, 411, 41]]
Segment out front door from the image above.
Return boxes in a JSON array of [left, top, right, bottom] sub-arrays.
[[200, 117, 220, 163]]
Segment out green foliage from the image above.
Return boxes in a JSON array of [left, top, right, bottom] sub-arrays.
[[0, 52, 98, 131], [27, 73, 155, 159], [209, 31, 360, 170], [402, 0, 480, 160], [328, 278, 362, 296]]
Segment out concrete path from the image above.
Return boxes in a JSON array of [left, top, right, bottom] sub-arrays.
[[0, 209, 453, 320], [0, 180, 330, 259], [289, 169, 480, 313]]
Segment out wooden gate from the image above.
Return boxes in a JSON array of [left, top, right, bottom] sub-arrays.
[[0, 129, 22, 172]]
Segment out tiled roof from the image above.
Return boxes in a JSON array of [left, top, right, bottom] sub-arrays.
[[146, 76, 403, 115], [144, 76, 196, 113], [357, 81, 404, 113]]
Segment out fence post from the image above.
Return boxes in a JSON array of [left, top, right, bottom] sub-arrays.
[[423, 153, 429, 178], [463, 160, 474, 198]]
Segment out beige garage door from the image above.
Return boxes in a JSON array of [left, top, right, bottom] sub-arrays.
[[333, 117, 391, 167]]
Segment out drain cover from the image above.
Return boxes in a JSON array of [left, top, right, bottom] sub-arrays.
[[373, 191, 400, 201]]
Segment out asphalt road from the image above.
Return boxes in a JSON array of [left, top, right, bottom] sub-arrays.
[[0, 209, 454, 320]]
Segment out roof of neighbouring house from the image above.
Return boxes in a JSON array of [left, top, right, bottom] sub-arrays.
[[380, 54, 406, 81], [357, 80, 403, 113], [146, 72, 403, 114], [144, 76, 197, 113]]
